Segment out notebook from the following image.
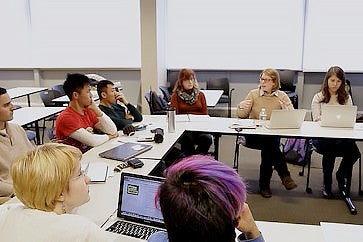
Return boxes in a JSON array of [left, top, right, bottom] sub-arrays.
[[319, 105, 357, 128], [266, 109, 306, 129], [105, 172, 165, 240], [99, 142, 152, 162]]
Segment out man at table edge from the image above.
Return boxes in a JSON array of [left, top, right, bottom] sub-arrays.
[[0, 87, 34, 203], [55, 73, 118, 153]]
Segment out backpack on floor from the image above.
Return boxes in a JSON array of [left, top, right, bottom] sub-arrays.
[[283, 138, 308, 166]]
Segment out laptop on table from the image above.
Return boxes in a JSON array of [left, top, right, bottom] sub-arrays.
[[266, 109, 306, 129], [319, 105, 357, 128], [99, 142, 152, 162], [104, 172, 165, 240]]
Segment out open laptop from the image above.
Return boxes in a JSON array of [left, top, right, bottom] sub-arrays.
[[266, 109, 306, 129], [105, 172, 166, 240], [99, 142, 152, 162], [319, 105, 357, 128]]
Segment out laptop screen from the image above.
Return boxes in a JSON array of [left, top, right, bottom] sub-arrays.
[[117, 172, 165, 228]]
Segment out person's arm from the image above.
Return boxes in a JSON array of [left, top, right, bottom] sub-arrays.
[[69, 128, 113, 147], [236, 203, 265, 242], [0, 180, 13, 198], [199, 92, 208, 115], [170, 93, 180, 114], [87, 101, 118, 135], [126, 103, 143, 122], [311, 92, 322, 121], [237, 91, 253, 119], [279, 91, 294, 110]]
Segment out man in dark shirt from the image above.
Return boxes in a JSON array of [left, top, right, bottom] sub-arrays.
[[97, 79, 142, 130]]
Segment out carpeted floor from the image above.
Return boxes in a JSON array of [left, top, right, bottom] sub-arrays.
[[218, 135, 363, 225]]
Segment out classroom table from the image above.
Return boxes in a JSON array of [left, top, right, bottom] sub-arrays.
[[52, 90, 99, 105], [10, 106, 65, 144], [7, 87, 48, 107], [6, 114, 363, 241]]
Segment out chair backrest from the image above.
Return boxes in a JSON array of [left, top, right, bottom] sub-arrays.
[[345, 79, 354, 104], [52, 84, 66, 96], [278, 69, 296, 92], [159, 86, 171, 103], [39, 89, 62, 107], [206, 77, 230, 96], [144, 91, 167, 115]]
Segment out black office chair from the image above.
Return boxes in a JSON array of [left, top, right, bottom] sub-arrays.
[[206, 77, 235, 118], [278, 70, 298, 109], [159, 86, 171, 103], [39, 89, 63, 143], [144, 91, 167, 115], [52, 84, 66, 96]]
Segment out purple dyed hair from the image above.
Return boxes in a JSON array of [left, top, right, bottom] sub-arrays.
[[156, 155, 247, 242]]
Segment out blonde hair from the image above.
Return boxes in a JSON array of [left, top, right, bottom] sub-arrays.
[[11, 143, 82, 212], [260, 68, 281, 92]]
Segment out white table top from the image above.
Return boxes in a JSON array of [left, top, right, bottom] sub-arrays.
[[200, 89, 223, 107], [7, 87, 48, 99], [320, 222, 363, 242], [6, 114, 361, 241], [52, 90, 99, 103], [10, 106, 65, 126]]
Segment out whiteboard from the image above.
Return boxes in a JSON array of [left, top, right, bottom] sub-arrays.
[[166, 0, 305, 70], [303, 0, 363, 72], [0, 0, 141, 68], [0, 1, 31, 68]]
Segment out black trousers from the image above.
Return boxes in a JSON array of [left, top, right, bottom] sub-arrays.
[[312, 139, 360, 190], [245, 135, 290, 189], [179, 131, 213, 157]]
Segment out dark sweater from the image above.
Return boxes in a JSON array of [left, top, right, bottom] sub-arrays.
[[99, 103, 143, 130]]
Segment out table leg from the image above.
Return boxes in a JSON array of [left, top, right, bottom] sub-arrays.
[[26, 94, 31, 107], [34, 121, 41, 144]]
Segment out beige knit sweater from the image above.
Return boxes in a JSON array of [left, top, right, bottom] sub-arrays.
[[236, 88, 293, 119], [0, 123, 34, 197]]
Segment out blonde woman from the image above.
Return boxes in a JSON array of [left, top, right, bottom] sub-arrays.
[[0, 143, 117, 241], [237, 68, 297, 198]]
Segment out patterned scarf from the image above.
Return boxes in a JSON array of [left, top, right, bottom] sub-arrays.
[[176, 88, 199, 105]]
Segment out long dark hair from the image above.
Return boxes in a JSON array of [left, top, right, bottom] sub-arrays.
[[320, 66, 349, 104]]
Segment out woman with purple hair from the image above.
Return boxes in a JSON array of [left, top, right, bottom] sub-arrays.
[[148, 155, 264, 242]]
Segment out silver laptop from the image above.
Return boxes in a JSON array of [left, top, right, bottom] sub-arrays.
[[266, 109, 306, 129], [319, 105, 357, 128], [104, 172, 165, 240]]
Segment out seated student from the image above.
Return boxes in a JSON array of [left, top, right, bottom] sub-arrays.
[[236, 68, 297, 198], [97, 79, 143, 133], [0, 87, 34, 203], [148, 155, 265, 242], [170, 68, 212, 156], [0, 143, 118, 241], [55, 73, 118, 153], [311, 66, 360, 198]]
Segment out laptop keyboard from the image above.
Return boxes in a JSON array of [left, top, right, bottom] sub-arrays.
[[106, 220, 163, 240]]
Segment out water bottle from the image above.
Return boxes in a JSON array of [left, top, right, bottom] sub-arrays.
[[167, 107, 176, 133], [258, 108, 267, 127]]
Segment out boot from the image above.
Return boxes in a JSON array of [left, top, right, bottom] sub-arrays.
[[281, 175, 297, 190]]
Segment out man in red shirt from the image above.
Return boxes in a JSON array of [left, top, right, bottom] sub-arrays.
[[55, 73, 118, 152]]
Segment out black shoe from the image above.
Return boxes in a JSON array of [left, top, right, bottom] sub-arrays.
[[260, 188, 272, 198], [322, 186, 333, 199]]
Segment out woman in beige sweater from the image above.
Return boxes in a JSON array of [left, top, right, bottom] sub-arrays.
[[236, 69, 296, 198]]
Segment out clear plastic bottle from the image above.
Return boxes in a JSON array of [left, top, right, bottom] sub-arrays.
[[258, 108, 267, 127]]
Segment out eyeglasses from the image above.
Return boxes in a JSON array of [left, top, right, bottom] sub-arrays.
[[71, 162, 89, 181], [183, 79, 195, 82], [260, 77, 273, 83], [71, 170, 86, 181]]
